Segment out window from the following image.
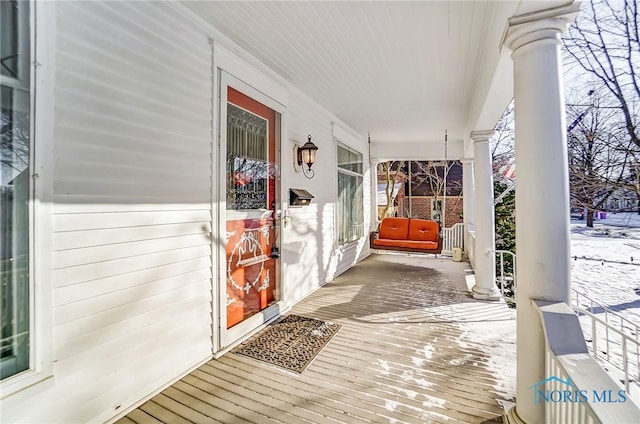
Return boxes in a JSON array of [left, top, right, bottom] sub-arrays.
[[431, 199, 443, 223], [337, 143, 363, 244], [226, 103, 269, 210], [1, 0, 30, 381]]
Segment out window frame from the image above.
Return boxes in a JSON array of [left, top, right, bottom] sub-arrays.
[[0, 0, 54, 399], [225, 102, 271, 211], [336, 142, 364, 246], [431, 198, 443, 223]]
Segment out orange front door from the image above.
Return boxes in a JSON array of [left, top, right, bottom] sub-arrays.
[[225, 87, 278, 329]]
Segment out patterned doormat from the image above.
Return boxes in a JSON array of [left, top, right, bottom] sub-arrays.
[[233, 314, 342, 373]]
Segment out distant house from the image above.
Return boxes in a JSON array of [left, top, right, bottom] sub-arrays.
[[603, 188, 640, 212], [396, 161, 464, 226]]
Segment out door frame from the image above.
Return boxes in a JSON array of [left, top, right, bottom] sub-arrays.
[[215, 71, 286, 351]]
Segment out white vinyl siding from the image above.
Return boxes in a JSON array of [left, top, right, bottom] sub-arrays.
[[1, 1, 372, 422], [283, 95, 371, 301], [3, 1, 213, 422]]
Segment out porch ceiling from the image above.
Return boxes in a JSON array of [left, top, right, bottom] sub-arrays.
[[184, 1, 567, 145]]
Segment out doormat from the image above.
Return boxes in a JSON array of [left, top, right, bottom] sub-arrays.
[[233, 314, 342, 373]]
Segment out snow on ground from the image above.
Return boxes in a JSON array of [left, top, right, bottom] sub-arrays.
[[570, 212, 640, 323], [569, 212, 640, 405]]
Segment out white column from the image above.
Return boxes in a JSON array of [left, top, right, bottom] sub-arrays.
[[503, 5, 578, 424], [470, 131, 500, 300], [461, 159, 475, 253], [371, 161, 379, 226]]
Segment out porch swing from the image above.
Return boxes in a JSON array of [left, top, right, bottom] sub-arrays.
[[369, 132, 448, 255]]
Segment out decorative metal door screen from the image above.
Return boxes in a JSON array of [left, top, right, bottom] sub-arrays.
[[225, 88, 278, 329]]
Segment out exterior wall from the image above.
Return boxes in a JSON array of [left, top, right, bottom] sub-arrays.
[[1, 1, 370, 423], [1, 2, 215, 423], [282, 95, 371, 305]]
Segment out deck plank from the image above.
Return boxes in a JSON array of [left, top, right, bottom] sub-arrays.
[[121, 255, 515, 423], [139, 400, 193, 424], [191, 367, 357, 424], [126, 409, 164, 424], [152, 393, 221, 424], [205, 357, 433, 424]]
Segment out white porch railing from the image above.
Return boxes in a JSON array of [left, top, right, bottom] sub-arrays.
[[441, 222, 465, 255], [491, 249, 517, 305], [534, 301, 640, 423], [571, 289, 640, 397], [466, 228, 476, 267], [490, 250, 639, 398]]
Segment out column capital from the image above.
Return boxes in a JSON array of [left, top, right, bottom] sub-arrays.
[[470, 130, 495, 144], [460, 158, 474, 165], [501, 3, 580, 52]]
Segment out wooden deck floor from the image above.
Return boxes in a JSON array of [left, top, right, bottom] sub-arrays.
[[117, 254, 517, 424]]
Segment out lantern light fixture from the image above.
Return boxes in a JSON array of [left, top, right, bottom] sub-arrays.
[[294, 135, 319, 179]]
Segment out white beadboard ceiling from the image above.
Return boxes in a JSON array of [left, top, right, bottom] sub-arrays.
[[184, 1, 567, 145]]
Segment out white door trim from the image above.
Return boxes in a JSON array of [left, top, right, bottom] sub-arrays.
[[216, 70, 285, 350]]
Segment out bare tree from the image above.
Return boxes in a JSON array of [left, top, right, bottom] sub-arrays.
[[491, 101, 515, 179], [378, 161, 405, 219], [563, 0, 640, 149], [410, 160, 462, 227], [629, 154, 640, 212], [1, 108, 30, 175], [567, 93, 634, 226]]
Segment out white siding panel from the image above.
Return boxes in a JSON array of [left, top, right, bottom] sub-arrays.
[[280, 88, 371, 306], [55, 70, 210, 129], [54, 257, 212, 306], [54, 281, 210, 357], [54, 222, 212, 250], [53, 234, 210, 269], [57, 2, 210, 85], [53, 245, 211, 287], [56, 49, 210, 115], [2, 1, 214, 423], [53, 298, 210, 378], [54, 128, 211, 176], [54, 108, 209, 156], [54, 269, 212, 324], [55, 314, 211, 424], [2, 0, 376, 422], [54, 90, 209, 144], [54, 210, 212, 232], [53, 202, 212, 214], [69, 335, 210, 424]]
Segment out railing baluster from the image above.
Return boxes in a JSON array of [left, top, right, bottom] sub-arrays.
[[571, 287, 639, 395], [605, 306, 610, 362], [489, 249, 517, 304], [538, 302, 640, 423], [623, 337, 629, 394], [592, 314, 598, 360], [500, 252, 505, 295], [636, 341, 639, 385]]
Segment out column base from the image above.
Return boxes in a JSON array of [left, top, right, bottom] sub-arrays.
[[471, 284, 502, 300], [503, 405, 528, 424]]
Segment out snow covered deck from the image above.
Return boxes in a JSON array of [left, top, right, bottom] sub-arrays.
[[116, 254, 516, 424]]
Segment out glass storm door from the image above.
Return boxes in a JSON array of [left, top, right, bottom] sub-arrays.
[[224, 87, 279, 333]]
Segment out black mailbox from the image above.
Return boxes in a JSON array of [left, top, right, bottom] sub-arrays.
[[290, 188, 314, 206]]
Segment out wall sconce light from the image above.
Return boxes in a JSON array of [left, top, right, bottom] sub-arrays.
[[294, 135, 319, 179]]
